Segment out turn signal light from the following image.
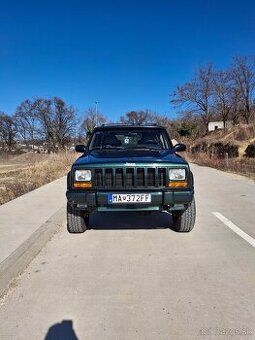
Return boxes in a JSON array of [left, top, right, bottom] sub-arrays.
[[73, 182, 92, 188], [168, 181, 188, 188]]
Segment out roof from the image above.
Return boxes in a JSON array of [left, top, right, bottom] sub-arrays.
[[94, 123, 164, 131]]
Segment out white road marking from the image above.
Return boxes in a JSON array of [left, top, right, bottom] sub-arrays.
[[212, 212, 255, 248]]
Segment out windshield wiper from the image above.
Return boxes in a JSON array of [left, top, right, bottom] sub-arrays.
[[93, 146, 125, 150], [127, 146, 161, 151], [101, 145, 125, 150], [92, 146, 162, 151]]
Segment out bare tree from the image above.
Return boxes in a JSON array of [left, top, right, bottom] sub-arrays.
[[231, 56, 255, 124], [33, 98, 52, 147], [52, 97, 77, 149], [80, 107, 106, 137], [151, 113, 171, 127], [0, 112, 16, 152], [229, 91, 243, 125], [14, 99, 39, 147], [149, 113, 178, 138], [170, 64, 214, 130], [212, 70, 235, 129], [120, 110, 153, 125], [36, 97, 77, 151]]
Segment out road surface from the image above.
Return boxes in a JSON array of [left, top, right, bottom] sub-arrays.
[[0, 164, 255, 339]]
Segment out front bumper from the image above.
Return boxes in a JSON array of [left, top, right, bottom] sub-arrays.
[[66, 189, 194, 212]]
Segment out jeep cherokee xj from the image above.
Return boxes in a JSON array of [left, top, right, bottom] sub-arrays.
[[66, 124, 196, 232]]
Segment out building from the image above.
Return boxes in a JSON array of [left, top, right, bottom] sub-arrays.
[[208, 121, 233, 132]]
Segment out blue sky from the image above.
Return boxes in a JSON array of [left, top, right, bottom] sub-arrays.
[[1, 0, 255, 121]]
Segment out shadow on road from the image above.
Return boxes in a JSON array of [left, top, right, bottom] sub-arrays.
[[44, 320, 79, 340], [88, 211, 176, 231]]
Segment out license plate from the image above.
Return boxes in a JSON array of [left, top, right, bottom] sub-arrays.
[[108, 193, 151, 204]]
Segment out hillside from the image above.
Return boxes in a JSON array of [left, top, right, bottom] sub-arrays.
[[185, 124, 255, 179], [191, 124, 254, 156]]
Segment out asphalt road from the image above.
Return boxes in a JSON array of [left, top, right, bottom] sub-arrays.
[[0, 164, 255, 340]]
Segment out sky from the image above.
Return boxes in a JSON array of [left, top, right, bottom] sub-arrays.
[[1, 0, 255, 121]]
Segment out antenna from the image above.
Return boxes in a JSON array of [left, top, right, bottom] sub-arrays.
[[95, 101, 99, 127]]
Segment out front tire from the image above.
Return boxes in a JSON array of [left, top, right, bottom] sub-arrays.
[[67, 203, 89, 233], [172, 197, 196, 232]]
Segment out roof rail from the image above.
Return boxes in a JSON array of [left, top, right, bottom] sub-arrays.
[[100, 123, 159, 127], [101, 123, 129, 126]]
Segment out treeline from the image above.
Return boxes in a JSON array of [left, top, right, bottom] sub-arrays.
[[170, 56, 255, 136], [0, 96, 112, 152], [0, 97, 77, 152], [1, 56, 254, 152], [0, 100, 180, 152]]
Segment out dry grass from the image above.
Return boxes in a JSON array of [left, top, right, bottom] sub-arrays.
[[183, 123, 255, 179], [0, 152, 77, 205], [186, 152, 255, 180]]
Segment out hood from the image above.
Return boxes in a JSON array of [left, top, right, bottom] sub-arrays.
[[73, 149, 187, 166]]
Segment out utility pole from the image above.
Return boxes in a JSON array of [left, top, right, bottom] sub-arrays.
[[95, 101, 99, 127]]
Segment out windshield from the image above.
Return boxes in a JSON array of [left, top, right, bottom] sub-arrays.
[[89, 128, 171, 151]]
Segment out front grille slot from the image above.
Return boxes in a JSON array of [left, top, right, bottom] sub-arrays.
[[93, 166, 167, 189], [137, 168, 145, 186], [115, 168, 124, 187], [126, 168, 134, 187], [159, 168, 167, 186], [105, 169, 113, 187], [147, 168, 156, 186], [95, 169, 103, 187]]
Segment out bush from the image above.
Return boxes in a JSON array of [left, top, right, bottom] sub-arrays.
[[191, 142, 208, 154], [245, 144, 255, 157], [191, 142, 239, 158]]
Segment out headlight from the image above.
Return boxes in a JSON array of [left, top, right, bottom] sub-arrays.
[[75, 170, 91, 182], [169, 168, 186, 181]]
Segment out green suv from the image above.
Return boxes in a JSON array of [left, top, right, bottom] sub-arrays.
[[66, 124, 196, 233]]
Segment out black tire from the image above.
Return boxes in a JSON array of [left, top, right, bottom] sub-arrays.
[[67, 203, 89, 233], [172, 197, 196, 232]]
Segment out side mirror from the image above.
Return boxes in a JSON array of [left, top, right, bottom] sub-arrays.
[[75, 144, 87, 153], [172, 143, 186, 152]]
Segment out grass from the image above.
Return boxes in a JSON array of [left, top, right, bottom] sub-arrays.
[[0, 152, 77, 205], [186, 152, 255, 180], [182, 124, 255, 180]]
